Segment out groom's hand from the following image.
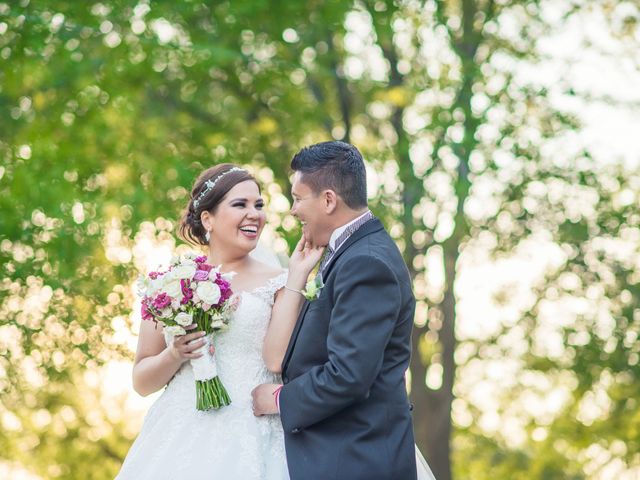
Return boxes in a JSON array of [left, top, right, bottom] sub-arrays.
[[251, 383, 281, 416]]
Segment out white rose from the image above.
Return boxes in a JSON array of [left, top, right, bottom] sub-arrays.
[[164, 325, 186, 337], [196, 282, 221, 305], [161, 277, 182, 298], [211, 319, 225, 329], [143, 276, 163, 297], [210, 311, 229, 330], [175, 311, 193, 327], [171, 264, 197, 280]]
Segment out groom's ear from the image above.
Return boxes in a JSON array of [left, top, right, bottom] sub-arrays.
[[323, 189, 338, 214]]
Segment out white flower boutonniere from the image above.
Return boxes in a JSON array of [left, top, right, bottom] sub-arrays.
[[302, 275, 324, 301]]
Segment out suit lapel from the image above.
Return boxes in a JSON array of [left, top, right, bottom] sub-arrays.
[[281, 218, 384, 376], [321, 218, 383, 280], [281, 299, 311, 375]]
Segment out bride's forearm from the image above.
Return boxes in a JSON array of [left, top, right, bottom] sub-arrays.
[[132, 348, 183, 396], [263, 278, 306, 373]]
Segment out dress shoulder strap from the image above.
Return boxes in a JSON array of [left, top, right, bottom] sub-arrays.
[[251, 270, 288, 307]]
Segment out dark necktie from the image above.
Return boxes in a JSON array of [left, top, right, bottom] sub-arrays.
[[319, 245, 335, 272]]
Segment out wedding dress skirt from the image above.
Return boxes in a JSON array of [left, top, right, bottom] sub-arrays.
[[116, 273, 290, 480], [416, 445, 437, 480]]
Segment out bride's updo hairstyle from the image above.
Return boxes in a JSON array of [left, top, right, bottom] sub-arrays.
[[179, 163, 260, 246]]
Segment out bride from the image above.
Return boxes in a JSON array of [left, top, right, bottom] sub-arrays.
[[116, 164, 323, 479]]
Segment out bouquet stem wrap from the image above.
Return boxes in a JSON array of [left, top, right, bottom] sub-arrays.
[[192, 309, 231, 411], [191, 334, 230, 410]]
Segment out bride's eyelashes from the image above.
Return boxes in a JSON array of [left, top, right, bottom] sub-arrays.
[[230, 199, 265, 210]]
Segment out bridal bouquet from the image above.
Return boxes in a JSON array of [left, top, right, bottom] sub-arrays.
[[137, 253, 239, 411]]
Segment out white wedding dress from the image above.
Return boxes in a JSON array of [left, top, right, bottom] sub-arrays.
[[116, 271, 290, 480]]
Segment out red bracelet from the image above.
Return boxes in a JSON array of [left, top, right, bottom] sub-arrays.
[[273, 385, 284, 411]]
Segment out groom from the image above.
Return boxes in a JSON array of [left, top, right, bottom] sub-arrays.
[[252, 141, 417, 480]]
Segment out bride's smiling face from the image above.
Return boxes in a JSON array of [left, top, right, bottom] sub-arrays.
[[206, 180, 266, 252]]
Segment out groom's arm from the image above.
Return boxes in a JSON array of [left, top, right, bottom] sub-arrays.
[[278, 254, 401, 433]]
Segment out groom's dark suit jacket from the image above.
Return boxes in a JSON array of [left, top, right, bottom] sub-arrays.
[[280, 218, 417, 480]]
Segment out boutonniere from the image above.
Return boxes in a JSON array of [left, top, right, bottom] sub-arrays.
[[302, 274, 324, 301]]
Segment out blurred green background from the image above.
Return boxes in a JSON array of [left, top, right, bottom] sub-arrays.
[[2, 1, 640, 479]]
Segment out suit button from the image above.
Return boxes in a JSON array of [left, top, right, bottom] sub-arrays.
[[409, 403, 414, 411], [292, 428, 300, 434]]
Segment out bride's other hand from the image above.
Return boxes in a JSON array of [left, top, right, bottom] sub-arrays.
[[287, 234, 324, 288], [168, 325, 207, 362]]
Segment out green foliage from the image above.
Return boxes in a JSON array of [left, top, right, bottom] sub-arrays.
[[1, 1, 639, 479]]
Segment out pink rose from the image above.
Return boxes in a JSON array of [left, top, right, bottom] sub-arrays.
[[197, 263, 214, 273], [180, 279, 194, 304], [153, 293, 171, 309], [193, 270, 209, 281], [141, 300, 153, 320]]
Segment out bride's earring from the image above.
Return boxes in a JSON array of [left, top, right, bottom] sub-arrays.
[[205, 229, 211, 242]]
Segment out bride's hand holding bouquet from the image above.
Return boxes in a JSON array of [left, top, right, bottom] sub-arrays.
[[166, 325, 206, 362]]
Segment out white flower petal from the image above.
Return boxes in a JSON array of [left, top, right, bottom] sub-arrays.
[[175, 312, 193, 326], [164, 325, 186, 336]]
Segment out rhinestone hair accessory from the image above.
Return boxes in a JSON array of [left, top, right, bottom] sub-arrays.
[[193, 167, 246, 209]]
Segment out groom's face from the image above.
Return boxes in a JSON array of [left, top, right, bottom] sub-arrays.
[[291, 172, 331, 248]]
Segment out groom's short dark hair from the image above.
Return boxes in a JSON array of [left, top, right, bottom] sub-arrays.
[[290, 141, 367, 209]]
